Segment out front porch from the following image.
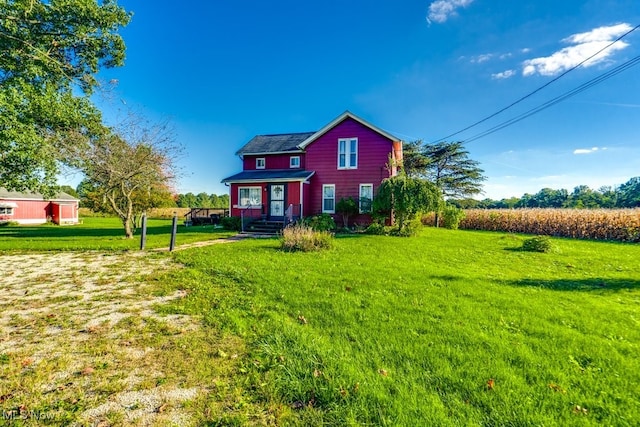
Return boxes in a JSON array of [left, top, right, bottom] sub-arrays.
[[240, 203, 301, 234]]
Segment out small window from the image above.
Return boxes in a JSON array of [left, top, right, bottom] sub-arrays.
[[239, 187, 262, 207], [359, 184, 373, 213], [290, 156, 300, 168], [0, 207, 14, 215], [256, 158, 265, 169], [322, 184, 335, 213], [338, 138, 357, 169]]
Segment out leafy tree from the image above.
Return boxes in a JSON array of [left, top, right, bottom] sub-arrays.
[[79, 115, 180, 238], [373, 174, 442, 234], [336, 197, 358, 228], [59, 185, 79, 198], [422, 141, 486, 199], [617, 177, 640, 207], [217, 194, 230, 208], [532, 188, 568, 208], [195, 192, 212, 207], [177, 192, 197, 208], [0, 0, 130, 194], [401, 140, 430, 178]]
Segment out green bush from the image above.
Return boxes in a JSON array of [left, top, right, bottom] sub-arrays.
[[365, 222, 387, 235], [390, 217, 422, 237], [336, 197, 358, 228], [221, 216, 241, 231], [0, 221, 19, 227], [280, 224, 333, 252], [522, 235, 553, 253], [441, 205, 466, 230], [303, 213, 336, 232]]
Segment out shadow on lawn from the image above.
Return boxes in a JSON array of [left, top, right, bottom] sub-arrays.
[[0, 224, 222, 239], [505, 277, 640, 292]]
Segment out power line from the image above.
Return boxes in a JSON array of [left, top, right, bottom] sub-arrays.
[[430, 23, 640, 143], [462, 54, 640, 143]]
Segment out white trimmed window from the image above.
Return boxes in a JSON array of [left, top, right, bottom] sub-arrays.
[[359, 184, 373, 213], [239, 187, 262, 207], [338, 138, 358, 169], [290, 156, 300, 168], [256, 158, 265, 169], [322, 184, 335, 213], [0, 207, 14, 215]]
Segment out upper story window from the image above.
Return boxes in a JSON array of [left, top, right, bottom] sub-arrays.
[[290, 156, 300, 168], [256, 158, 266, 169], [338, 138, 358, 169]]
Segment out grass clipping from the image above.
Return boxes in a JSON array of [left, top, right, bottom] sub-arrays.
[[281, 224, 333, 252]]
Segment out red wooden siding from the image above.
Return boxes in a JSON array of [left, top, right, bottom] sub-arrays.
[[243, 154, 306, 170], [51, 203, 78, 224], [229, 182, 305, 218], [0, 199, 79, 224], [304, 117, 394, 218]]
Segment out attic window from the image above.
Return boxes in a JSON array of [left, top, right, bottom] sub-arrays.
[[256, 158, 265, 169], [290, 156, 300, 168], [338, 138, 357, 169]]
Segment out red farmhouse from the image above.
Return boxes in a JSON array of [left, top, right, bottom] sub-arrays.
[[0, 189, 79, 225], [222, 111, 403, 226]]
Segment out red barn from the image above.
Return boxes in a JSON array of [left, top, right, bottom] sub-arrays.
[[0, 189, 79, 225], [222, 111, 403, 230]]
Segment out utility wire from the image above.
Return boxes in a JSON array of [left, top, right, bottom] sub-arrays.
[[462, 54, 640, 143], [430, 23, 640, 143]]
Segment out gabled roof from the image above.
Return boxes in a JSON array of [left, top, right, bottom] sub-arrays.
[[297, 111, 400, 149], [221, 169, 315, 184], [0, 188, 78, 202], [234, 111, 401, 157], [236, 132, 315, 157]]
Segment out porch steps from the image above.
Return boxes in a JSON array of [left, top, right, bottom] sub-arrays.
[[243, 220, 285, 235]]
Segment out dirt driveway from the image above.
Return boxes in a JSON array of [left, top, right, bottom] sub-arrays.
[[0, 251, 202, 426]]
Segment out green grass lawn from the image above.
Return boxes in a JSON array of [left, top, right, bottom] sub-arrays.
[[0, 217, 235, 251], [161, 228, 640, 426]]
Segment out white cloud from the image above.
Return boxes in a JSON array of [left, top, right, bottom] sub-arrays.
[[427, 0, 474, 24], [471, 53, 493, 63], [492, 69, 516, 79], [573, 146, 606, 154], [522, 23, 632, 76]]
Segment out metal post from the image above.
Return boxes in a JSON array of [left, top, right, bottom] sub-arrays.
[[169, 212, 178, 251], [139, 212, 147, 250]]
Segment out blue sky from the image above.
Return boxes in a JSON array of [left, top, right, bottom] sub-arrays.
[[83, 0, 640, 200]]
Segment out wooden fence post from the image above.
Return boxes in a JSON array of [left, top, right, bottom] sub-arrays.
[[140, 212, 147, 250], [169, 212, 178, 251]]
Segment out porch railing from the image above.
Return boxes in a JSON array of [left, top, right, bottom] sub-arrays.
[[284, 204, 302, 227], [240, 204, 264, 232]]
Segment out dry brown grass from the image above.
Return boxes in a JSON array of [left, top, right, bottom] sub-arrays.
[[434, 208, 640, 242]]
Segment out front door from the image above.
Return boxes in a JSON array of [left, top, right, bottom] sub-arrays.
[[269, 184, 286, 219]]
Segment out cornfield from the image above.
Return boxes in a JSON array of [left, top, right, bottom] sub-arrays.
[[424, 209, 640, 242]]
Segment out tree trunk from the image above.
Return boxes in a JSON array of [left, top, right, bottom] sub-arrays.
[[122, 217, 134, 239]]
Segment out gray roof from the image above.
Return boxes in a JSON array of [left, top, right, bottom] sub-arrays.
[[0, 188, 78, 201], [221, 169, 315, 184], [236, 132, 316, 156]]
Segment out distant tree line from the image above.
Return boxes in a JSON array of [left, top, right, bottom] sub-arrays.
[[175, 192, 229, 208], [451, 177, 640, 209], [75, 184, 229, 211]]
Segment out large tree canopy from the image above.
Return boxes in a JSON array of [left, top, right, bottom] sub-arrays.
[[403, 140, 486, 199], [0, 0, 130, 194]]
